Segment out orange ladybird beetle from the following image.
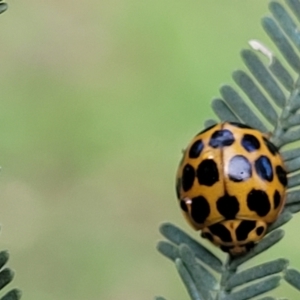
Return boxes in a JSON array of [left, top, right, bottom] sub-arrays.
[[175, 122, 287, 256]]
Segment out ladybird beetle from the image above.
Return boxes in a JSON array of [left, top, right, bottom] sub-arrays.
[[176, 122, 287, 256]]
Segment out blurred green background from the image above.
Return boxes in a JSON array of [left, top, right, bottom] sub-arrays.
[[0, 1, 299, 299]]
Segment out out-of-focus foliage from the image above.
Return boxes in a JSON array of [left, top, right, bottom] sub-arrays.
[[0, 1, 300, 300]]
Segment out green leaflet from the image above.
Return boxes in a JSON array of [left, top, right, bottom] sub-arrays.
[[287, 0, 300, 21], [159, 223, 223, 273], [157, 240, 180, 262], [241, 50, 286, 108], [226, 259, 288, 289], [262, 16, 300, 72], [270, 1, 300, 50], [286, 190, 300, 204], [175, 259, 204, 300], [269, 57, 294, 91], [286, 202, 300, 213], [211, 98, 240, 124], [283, 156, 300, 172], [157, 240, 219, 294], [233, 70, 279, 126], [0, 269, 14, 291], [284, 268, 300, 290], [266, 210, 292, 233], [287, 89, 300, 113], [287, 172, 300, 188], [0, 252, 9, 271], [179, 244, 218, 297], [0, 290, 22, 300], [157, 0, 300, 299], [219, 85, 268, 132], [281, 148, 300, 161], [222, 276, 281, 300], [0, 2, 7, 15], [204, 119, 218, 128]]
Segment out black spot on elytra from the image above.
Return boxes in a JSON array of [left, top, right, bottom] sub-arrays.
[[197, 124, 218, 135], [247, 189, 271, 217], [256, 226, 264, 236], [209, 129, 235, 148], [197, 159, 219, 186], [216, 194, 240, 219], [276, 165, 287, 187], [176, 178, 181, 199], [182, 164, 195, 192], [190, 196, 210, 224], [220, 245, 234, 253], [241, 134, 261, 152], [235, 220, 256, 241], [189, 139, 204, 159], [180, 200, 188, 212], [255, 156, 273, 182], [228, 155, 252, 182], [201, 232, 214, 242], [273, 190, 281, 209], [263, 137, 278, 156], [209, 223, 232, 242], [229, 122, 253, 129]]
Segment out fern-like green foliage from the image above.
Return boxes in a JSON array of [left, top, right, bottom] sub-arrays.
[[157, 0, 300, 299], [0, 3, 22, 300]]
